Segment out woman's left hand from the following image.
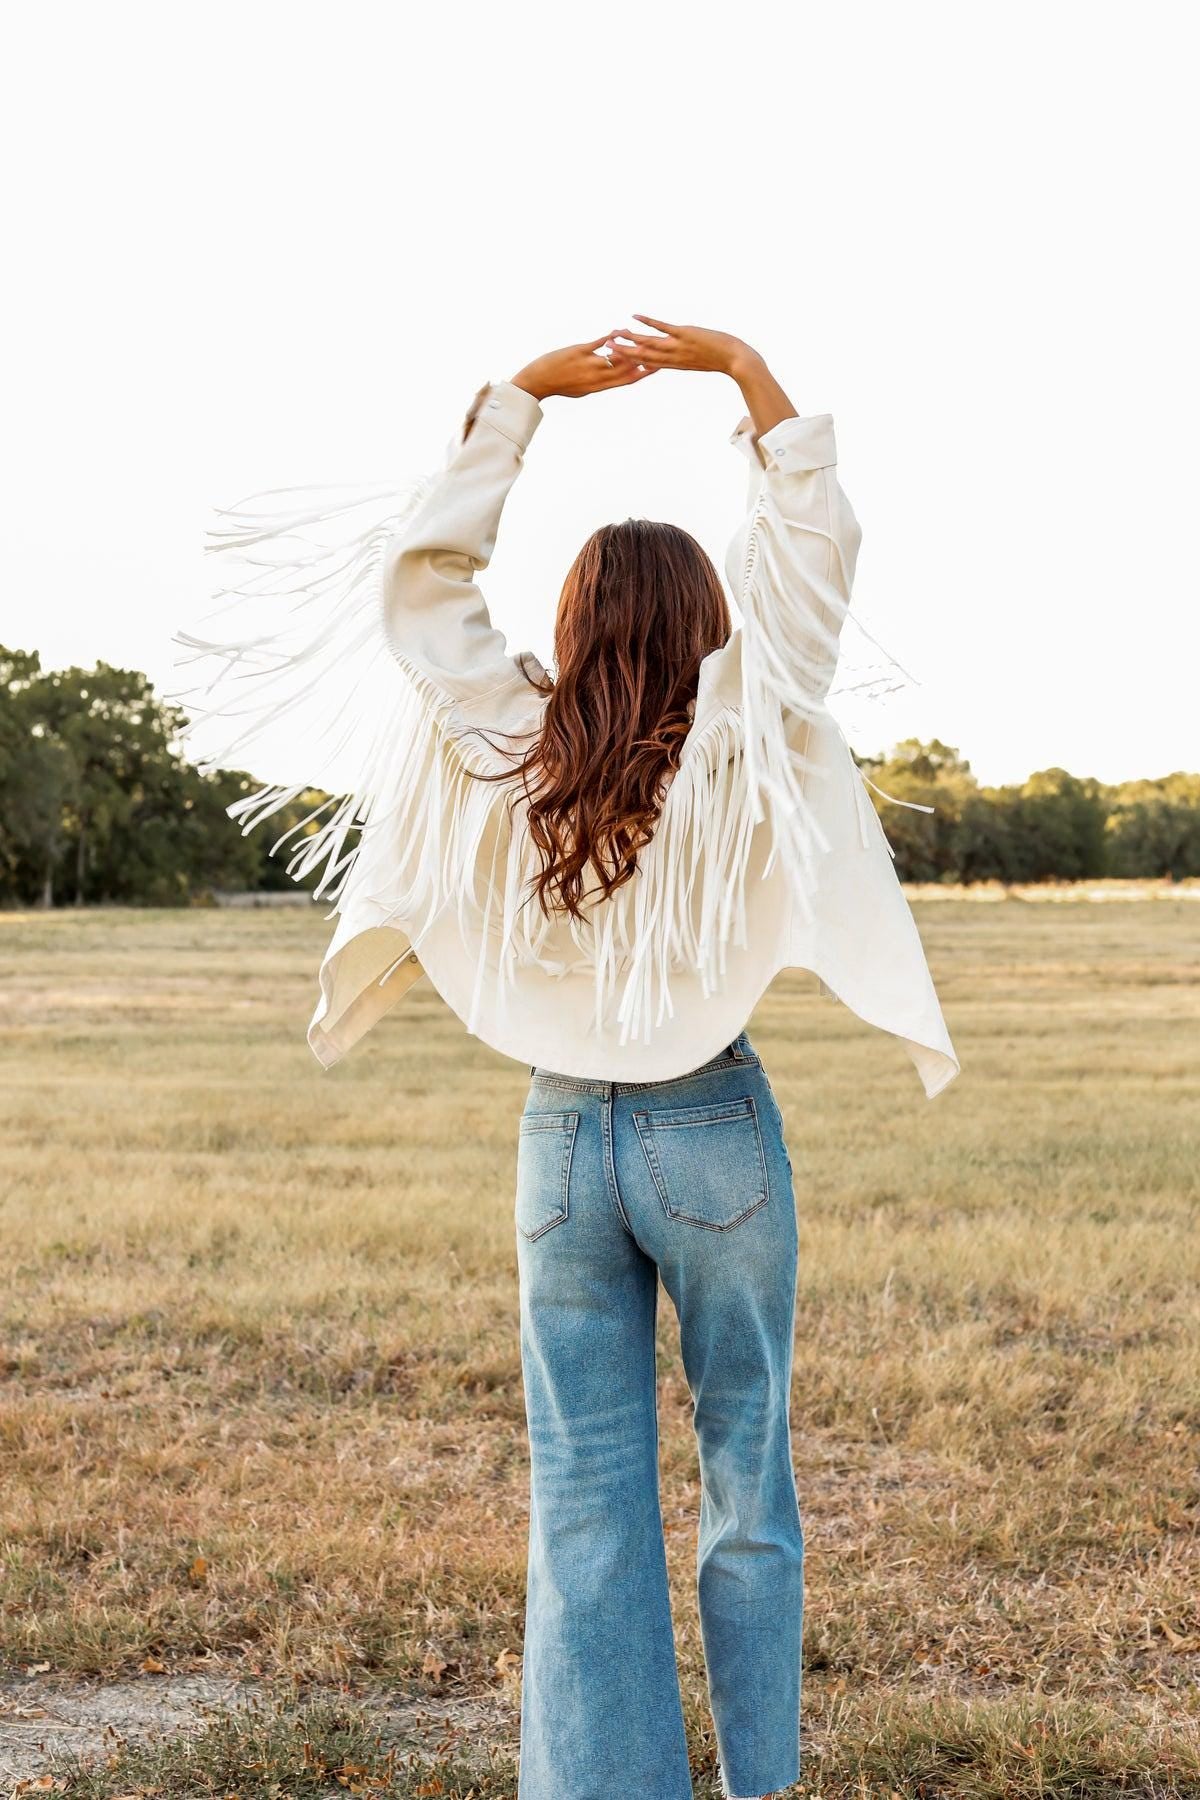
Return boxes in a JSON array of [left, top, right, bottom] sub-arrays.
[[618, 316, 759, 378], [511, 334, 656, 401]]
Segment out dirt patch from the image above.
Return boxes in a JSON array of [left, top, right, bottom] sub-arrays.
[[0, 1673, 517, 1788]]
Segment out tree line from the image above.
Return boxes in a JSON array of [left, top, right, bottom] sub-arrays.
[[0, 649, 314, 907], [856, 740, 1200, 884], [1, 647, 1197, 908]]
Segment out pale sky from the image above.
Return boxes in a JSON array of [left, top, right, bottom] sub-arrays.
[[3, 1, 1196, 787]]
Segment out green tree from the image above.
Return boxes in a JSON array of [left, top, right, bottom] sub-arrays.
[[854, 739, 978, 881], [27, 662, 180, 904], [0, 649, 335, 907], [0, 649, 79, 906], [1014, 767, 1108, 880], [1104, 773, 1200, 879], [950, 788, 1026, 883]]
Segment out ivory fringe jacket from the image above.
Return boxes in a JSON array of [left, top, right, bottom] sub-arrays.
[[179, 378, 960, 1098]]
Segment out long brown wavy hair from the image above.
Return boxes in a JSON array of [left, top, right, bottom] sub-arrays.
[[476, 519, 731, 922]]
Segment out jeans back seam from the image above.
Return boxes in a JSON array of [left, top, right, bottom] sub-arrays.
[[600, 1094, 634, 1236]]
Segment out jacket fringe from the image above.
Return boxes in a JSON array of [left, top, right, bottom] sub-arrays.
[[174, 468, 882, 1048]]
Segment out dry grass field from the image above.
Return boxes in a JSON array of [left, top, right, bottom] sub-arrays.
[[2, 899, 1198, 1798]]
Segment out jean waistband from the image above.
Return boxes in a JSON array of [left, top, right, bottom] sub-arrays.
[[530, 1031, 760, 1096]]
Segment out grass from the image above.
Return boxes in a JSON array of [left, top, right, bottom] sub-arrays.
[[1, 900, 1198, 1796], [30, 1687, 1200, 1799], [51, 1691, 523, 1797]]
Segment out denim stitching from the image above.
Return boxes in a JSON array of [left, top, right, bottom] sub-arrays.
[[760, 1075, 796, 1183], [672, 1193, 768, 1234], [516, 1111, 577, 1241], [600, 1095, 634, 1235], [631, 1097, 755, 1130], [530, 1047, 760, 1099], [529, 1075, 611, 1097], [632, 1095, 769, 1231], [520, 1111, 578, 1133], [632, 1116, 672, 1218], [617, 1049, 760, 1092]]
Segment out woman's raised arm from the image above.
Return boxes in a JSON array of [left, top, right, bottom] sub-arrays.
[[381, 335, 657, 706], [619, 316, 857, 711], [620, 314, 799, 436], [618, 316, 861, 881]]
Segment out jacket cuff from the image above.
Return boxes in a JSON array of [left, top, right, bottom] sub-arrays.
[[462, 378, 544, 452], [730, 411, 837, 472]]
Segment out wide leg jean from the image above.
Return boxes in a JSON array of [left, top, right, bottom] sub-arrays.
[[513, 1031, 803, 1800]]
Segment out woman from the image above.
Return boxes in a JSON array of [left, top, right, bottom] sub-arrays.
[[181, 319, 959, 1799]]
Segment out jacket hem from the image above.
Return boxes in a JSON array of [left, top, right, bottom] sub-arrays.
[[306, 914, 960, 1100]]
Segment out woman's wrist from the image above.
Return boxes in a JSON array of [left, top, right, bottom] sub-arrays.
[[511, 367, 552, 402], [730, 350, 798, 439], [727, 345, 767, 385]]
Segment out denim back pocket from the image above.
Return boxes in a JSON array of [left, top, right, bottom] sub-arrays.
[[515, 1111, 579, 1241], [632, 1096, 769, 1231]]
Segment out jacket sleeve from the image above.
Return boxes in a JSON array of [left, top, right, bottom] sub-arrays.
[[702, 410, 865, 876], [715, 410, 862, 713], [380, 377, 545, 707]]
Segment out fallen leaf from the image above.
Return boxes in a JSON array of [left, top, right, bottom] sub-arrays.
[[23, 1661, 51, 1675], [421, 1649, 447, 1681], [140, 1655, 166, 1674], [494, 1648, 522, 1677], [189, 1555, 208, 1584]]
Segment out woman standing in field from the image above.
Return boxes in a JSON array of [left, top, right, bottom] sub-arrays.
[[182, 320, 959, 1799]]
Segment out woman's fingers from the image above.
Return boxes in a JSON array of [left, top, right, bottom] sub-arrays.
[[587, 336, 636, 364], [619, 330, 678, 357], [599, 352, 656, 387], [602, 344, 645, 368], [619, 345, 673, 368], [632, 312, 681, 334]]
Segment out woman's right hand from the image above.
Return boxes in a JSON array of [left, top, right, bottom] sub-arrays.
[[617, 316, 762, 379], [511, 334, 657, 401]]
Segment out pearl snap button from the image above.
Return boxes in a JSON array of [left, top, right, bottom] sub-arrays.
[[407, 950, 419, 963], [487, 398, 500, 408]]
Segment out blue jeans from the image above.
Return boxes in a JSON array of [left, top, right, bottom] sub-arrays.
[[514, 1031, 803, 1800]]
